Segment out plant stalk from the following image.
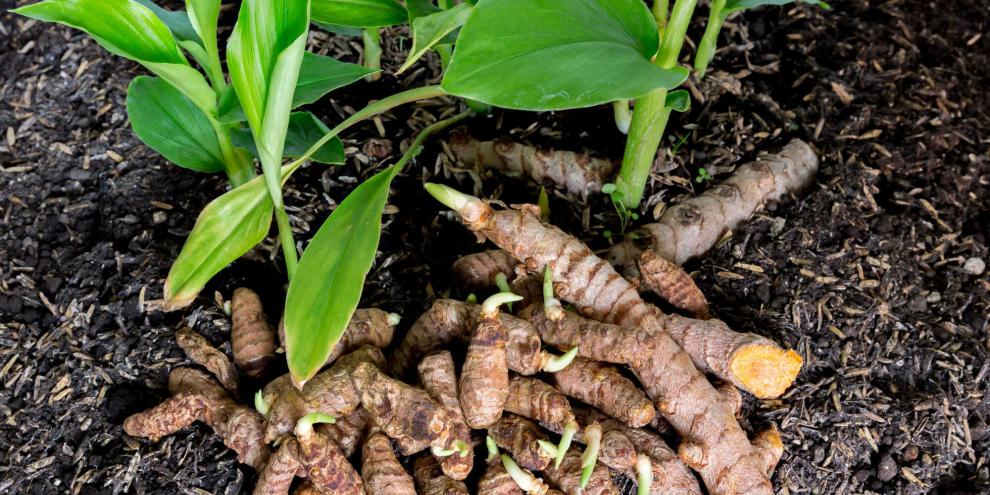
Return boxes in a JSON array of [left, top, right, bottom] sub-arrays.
[[363, 28, 382, 82], [615, 0, 697, 208], [283, 85, 448, 181], [694, 0, 727, 79], [210, 117, 255, 187], [653, 0, 669, 31]]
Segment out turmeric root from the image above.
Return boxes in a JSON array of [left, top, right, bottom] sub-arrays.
[[551, 357, 655, 428], [489, 413, 555, 471], [452, 250, 519, 293], [631, 251, 709, 319], [352, 361, 460, 456], [254, 438, 305, 495], [417, 351, 474, 480], [574, 409, 701, 495], [451, 251, 548, 310], [753, 424, 784, 476], [460, 292, 520, 428], [543, 449, 618, 495], [392, 299, 476, 375], [503, 376, 579, 468], [295, 414, 364, 495], [175, 326, 240, 395], [424, 185, 775, 494], [432, 184, 803, 400], [124, 368, 269, 471], [413, 455, 470, 495], [479, 437, 524, 495], [449, 131, 616, 198], [262, 346, 385, 443], [231, 287, 276, 378], [523, 306, 771, 494], [393, 298, 573, 378], [610, 139, 818, 267], [318, 408, 371, 458], [362, 429, 417, 495]]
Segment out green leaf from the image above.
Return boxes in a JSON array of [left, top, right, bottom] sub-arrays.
[[723, 0, 829, 16], [15, 0, 216, 113], [164, 176, 274, 310], [126, 76, 225, 172], [406, 0, 440, 21], [312, 21, 364, 36], [186, 0, 223, 82], [15, 0, 186, 62], [186, 0, 220, 48], [442, 0, 688, 110], [397, 3, 471, 74], [311, 0, 408, 27], [284, 164, 400, 384], [135, 0, 200, 43], [295, 52, 377, 106], [665, 89, 691, 113], [227, 0, 309, 202], [219, 52, 373, 123], [231, 112, 346, 165]]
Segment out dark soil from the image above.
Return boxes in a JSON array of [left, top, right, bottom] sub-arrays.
[[1, 0, 988, 494]]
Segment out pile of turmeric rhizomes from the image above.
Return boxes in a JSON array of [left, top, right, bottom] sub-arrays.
[[125, 141, 817, 495]]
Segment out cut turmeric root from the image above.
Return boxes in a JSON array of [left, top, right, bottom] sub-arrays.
[[123, 368, 269, 471], [551, 357, 655, 428], [362, 429, 417, 495], [231, 287, 276, 378], [175, 326, 240, 395], [425, 184, 775, 495], [449, 130, 615, 198], [413, 455, 470, 495], [753, 424, 784, 476], [417, 351, 474, 480]]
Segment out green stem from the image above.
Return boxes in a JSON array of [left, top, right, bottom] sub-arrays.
[[210, 117, 255, 187], [363, 28, 382, 82], [636, 454, 653, 495], [615, 0, 697, 208], [274, 207, 298, 279], [694, 0, 726, 79], [283, 85, 448, 183], [653, 0, 669, 32]]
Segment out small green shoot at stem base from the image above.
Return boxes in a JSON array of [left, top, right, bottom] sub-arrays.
[[555, 420, 579, 468], [254, 390, 269, 416], [636, 454, 653, 495], [294, 412, 336, 438], [579, 422, 603, 489], [543, 346, 579, 372]]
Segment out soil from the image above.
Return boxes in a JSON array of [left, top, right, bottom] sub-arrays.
[[1, 0, 988, 494]]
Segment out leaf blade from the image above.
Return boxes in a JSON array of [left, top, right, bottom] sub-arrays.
[[164, 177, 274, 310], [284, 165, 400, 384], [126, 76, 225, 172], [311, 0, 407, 27], [442, 0, 687, 110], [397, 3, 471, 74]]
